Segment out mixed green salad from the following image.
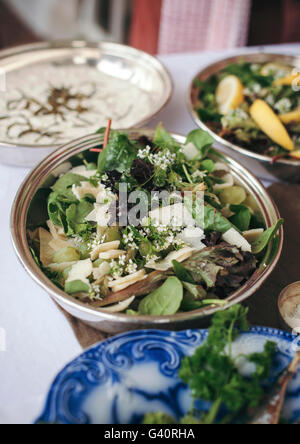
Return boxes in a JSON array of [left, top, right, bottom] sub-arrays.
[[28, 124, 283, 315], [193, 60, 300, 159]]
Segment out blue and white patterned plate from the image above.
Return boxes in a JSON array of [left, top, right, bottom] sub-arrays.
[[37, 327, 300, 424]]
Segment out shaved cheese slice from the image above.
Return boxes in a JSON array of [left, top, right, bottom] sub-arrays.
[[243, 228, 264, 243], [109, 270, 146, 292], [46, 220, 66, 240], [93, 262, 111, 284], [213, 173, 234, 191], [66, 259, 93, 290], [222, 228, 252, 252], [99, 250, 126, 260], [91, 241, 120, 261], [146, 247, 195, 271], [47, 262, 76, 272], [99, 296, 135, 313], [39, 227, 56, 267], [49, 238, 73, 251]]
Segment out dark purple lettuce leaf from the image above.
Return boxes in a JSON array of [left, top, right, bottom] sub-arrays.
[[182, 243, 257, 297]]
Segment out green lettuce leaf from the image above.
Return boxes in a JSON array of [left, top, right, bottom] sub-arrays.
[[97, 133, 138, 174]]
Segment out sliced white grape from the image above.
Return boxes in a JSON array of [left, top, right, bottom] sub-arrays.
[[243, 229, 264, 243], [222, 228, 252, 252]]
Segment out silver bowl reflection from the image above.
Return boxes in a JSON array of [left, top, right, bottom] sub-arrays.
[[11, 129, 283, 334], [188, 53, 300, 183]]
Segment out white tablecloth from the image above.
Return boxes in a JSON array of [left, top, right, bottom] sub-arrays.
[[0, 43, 299, 424]]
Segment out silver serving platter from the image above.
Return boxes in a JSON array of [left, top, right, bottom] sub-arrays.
[[188, 53, 300, 183], [0, 41, 173, 168], [11, 129, 283, 334]]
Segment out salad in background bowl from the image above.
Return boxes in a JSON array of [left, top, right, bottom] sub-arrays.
[[11, 126, 283, 333], [189, 53, 300, 183]]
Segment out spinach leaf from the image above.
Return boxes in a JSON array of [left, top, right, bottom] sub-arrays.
[[154, 124, 181, 151], [52, 173, 86, 201], [204, 204, 233, 233], [180, 297, 203, 312], [201, 159, 215, 173], [98, 133, 138, 174], [185, 129, 215, 160], [229, 204, 252, 232], [138, 277, 183, 316], [172, 260, 196, 284], [251, 219, 284, 255]]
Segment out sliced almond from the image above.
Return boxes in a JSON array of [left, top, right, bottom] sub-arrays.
[[99, 250, 126, 260], [91, 241, 121, 261], [109, 269, 146, 292]]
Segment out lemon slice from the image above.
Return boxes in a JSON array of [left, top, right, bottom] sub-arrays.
[[250, 99, 294, 151], [273, 73, 300, 86], [290, 150, 300, 160], [279, 109, 300, 125], [216, 75, 244, 114]]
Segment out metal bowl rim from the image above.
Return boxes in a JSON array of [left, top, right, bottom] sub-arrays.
[[10, 129, 283, 327], [187, 52, 300, 167]]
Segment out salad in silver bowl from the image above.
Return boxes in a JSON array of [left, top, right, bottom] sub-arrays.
[[27, 124, 283, 316]]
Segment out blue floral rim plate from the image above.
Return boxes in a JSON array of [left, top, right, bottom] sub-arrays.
[[37, 327, 300, 424]]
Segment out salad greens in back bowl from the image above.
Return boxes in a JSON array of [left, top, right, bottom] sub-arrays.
[[189, 53, 300, 183], [11, 125, 283, 333]]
